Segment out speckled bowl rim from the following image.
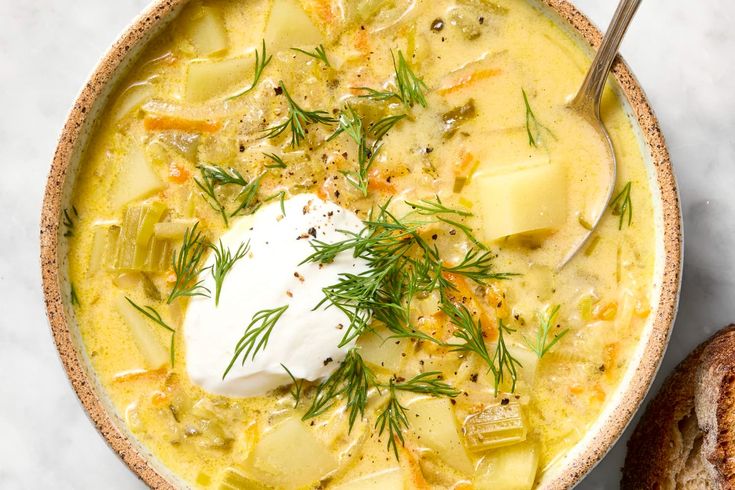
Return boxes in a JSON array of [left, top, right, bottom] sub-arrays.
[[40, 1, 682, 488]]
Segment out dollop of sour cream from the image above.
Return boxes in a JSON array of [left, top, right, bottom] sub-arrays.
[[184, 194, 367, 397]]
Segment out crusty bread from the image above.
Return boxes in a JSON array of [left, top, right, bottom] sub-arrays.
[[622, 325, 735, 490]]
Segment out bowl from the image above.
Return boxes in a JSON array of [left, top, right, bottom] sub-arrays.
[[40, 0, 682, 488]]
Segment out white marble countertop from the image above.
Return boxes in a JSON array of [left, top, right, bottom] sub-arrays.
[[1, 0, 733, 488]]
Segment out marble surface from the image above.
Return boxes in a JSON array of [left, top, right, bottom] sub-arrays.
[[0, 0, 733, 488]]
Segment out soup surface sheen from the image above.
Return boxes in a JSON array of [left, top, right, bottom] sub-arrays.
[[67, 0, 656, 488]]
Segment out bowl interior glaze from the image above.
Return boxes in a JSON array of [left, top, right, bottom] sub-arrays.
[[40, 1, 682, 488]]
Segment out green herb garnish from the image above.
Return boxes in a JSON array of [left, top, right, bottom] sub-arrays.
[[263, 81, 336, 148], [375, 379, 410, 460], [168, 224, 210, 304], [227, 39, 272, 99], [62, 206, 79, 237], [125, 297, 176, 367], [291, 44, 331, 67], [522, 88, 553, 147], [610, 181, 633, 230], [524, 304, 568, 359], [263, 152, 287, 169], [223, 305, 289, 378], [370, 114, 406, 141], [357, 50, 427, 108], [209, 240, 250, 305], [281, 364, 304, 408]]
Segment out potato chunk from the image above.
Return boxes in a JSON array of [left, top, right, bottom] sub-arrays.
[[185, 55, 254, 102], [475, 161, 567, 241], [474, 441, 540, 490], [249, 418, 337, 488], [184, 6, 228, 56], [408, 397, 474, 475], [110, 146, 165, 209], [265, 0, 323, 52], [356, 327, 406, 372]]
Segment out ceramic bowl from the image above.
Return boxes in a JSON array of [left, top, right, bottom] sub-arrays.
[[40, 1, 682, 488]]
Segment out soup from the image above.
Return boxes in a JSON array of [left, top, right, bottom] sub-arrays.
[[65, 0, 655, 488]]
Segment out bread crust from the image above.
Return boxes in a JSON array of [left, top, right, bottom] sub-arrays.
[[695, 326, 735, 489], [622, 325, 735, 489]]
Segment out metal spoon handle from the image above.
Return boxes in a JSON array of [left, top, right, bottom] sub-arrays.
[[571, 0, 642, 116]]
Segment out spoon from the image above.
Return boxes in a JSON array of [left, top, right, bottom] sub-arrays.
[[560, 0, 642, 267]]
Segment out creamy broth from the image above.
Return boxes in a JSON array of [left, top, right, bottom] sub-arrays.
[[66, 0, 655, 488]]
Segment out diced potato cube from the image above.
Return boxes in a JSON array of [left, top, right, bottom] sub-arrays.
[[408, 398, 474, 475], [184, 6, 228, 56], [474, 441, 540, 490], [115, 295, 168, 369], [333, 467, 403, 490], [185, 55, 254, 102], [249, 418, 337, 488], [357, 328, 406, 372], [475, 162, 567, 241], [110, 146, 165, 209], [265, 0, 323, 52]]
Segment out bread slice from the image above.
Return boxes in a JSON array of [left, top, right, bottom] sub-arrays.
[[622, 325, 735, 489]]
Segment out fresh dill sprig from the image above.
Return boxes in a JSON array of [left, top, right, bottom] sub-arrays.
[[230, 173, 264, 217], [375, 380, 410, 460], [263, 152, 287, 169], [610, 181, 633, 230], [291, 44, 331, 67], [62, 206, 79, 237], [330, 105, 381, 196], [370, 114, 406, 141], [264, 190, 287, 215], [405, 196, 472, 217], [195, 165, 246, 226], [525, 304, 568, 359], [263, 81, 336, 148], [281, 364, 304, 408], [493, 318, 521, 393], [303, 349, 376, 430], [522, 88, 554, 147], [209, 240, 250, 306], [303, 200, 513, 346], [168, 224, 210, 304], [393, 371, 460, 397], [357, 50, 427, 109], [227, 39, 273, 100], [223, 305, 289, 379], [125, 296, 176, 367], [70, 283, 80, 307]]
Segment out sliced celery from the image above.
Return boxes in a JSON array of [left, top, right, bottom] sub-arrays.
[[463, 400, 527, 452], [116, 202, 171, 272], [89, 221, 120, 274], [154, 220, 197, 240]]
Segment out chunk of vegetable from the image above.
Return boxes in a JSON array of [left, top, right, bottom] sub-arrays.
[[463, 400, 527, 452], [112, 82, 154, 122], [184, 6, 228, 56], [115, 295, 169, 369], [110, 146, 165, 209], [333, 467, 403, 490], [408, 398, 473, 475], [154, 220, 198, 240], [474, 441, 539, 490], [443, 99, 477, 139], [475, 161, 567, 241], [219, 467, 272, 490], [88, 221, 120, 274], [117, 202, 169, 271], [248, 418, 337, 488], [356, 327, 406, 372], [506, 344, 538, 385], [265, 0, 323, 52], [186, 55, 254, 102]]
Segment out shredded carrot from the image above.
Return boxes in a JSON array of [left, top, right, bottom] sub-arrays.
[[456, 151, 477, 175], [150, 390, 170, 407], [592, 383, 606, 403], [569, 384, 584, 395], [169, 163, 190, 184], [442, 272, 498, 341], [437, 68, 502, 96], [399, 445, 430, 489], [594, 301, 618, 321], [144, 115, 221, 133], [367, 168, 397, 194], [354, 28, 370, 55], [451, 482, 474, 490]]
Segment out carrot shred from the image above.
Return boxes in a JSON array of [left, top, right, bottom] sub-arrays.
[[169, 163, 190, 184], [143, 115, 221, 133], [113, 367, 167, 384], [367, 168, 396, 194], [437, 68, 502, 96], [399, 445, 430, 489]]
